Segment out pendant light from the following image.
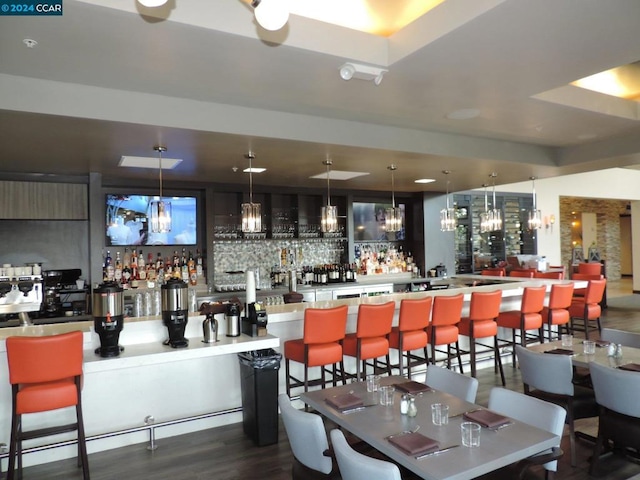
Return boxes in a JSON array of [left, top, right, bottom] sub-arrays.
[[137, 0, 168, 7], [385, 165, 402, 233], [149, 145, 172, 234], [241, 152, 262, 234], [487, 172, 502, 232], [479, 183, 491, 233], [528, 176, 542, 230], [250, 0, 290, 31], [440, 170, 456, 232], [321, 159, 338, 233]]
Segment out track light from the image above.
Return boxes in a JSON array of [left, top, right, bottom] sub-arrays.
[[339, 62, 387, 86], [251, 0, 289, 31]]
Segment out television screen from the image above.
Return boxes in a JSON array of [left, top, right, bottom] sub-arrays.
[[353, 202, 405, 241], [106, 194, 197, 246]]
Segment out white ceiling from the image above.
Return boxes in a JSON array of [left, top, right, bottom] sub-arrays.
[[0, 0, 639, 193]]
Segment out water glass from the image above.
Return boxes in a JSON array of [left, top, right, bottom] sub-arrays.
[[461, 422, 481, 447], [561, 334, 573, 347], [431, 403, 449, 425], [583, 340, 596, 355], [366, 374, 381, 393], [379, 385, 395, 406]]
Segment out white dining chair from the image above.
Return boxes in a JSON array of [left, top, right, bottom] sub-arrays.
[[425, 365, 479, 403], [329, 429, 402, 480], [488, 387, 566, 479]]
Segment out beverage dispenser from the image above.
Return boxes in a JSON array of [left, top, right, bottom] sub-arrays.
[[161, 278, 189, 348], [92, 281, 124, 358]]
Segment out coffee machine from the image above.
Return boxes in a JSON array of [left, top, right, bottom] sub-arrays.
[[0, 270, 43, 326], [161, 278, 189, 348], [93, 281, 124, 358], [241, 302, 268, 337]]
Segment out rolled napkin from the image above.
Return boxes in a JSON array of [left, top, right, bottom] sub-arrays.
[[464, 409, 511, 429], [388, 432, 439, 456], [395, 381, 431, 394], [618, 363, 640, 372], [325, 393, 363, 411], [544, 348, 575, 355]]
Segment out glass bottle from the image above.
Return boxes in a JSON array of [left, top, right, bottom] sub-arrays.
[[407, 397, 418, 417], [400, 394, 409, 415]]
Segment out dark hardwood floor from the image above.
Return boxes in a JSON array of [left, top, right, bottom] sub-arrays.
[[11, 290, 640, 480]]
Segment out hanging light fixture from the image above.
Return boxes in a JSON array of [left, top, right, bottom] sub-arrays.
[[487, 172, 502, 232], [137, 0, 168, 7], [528, 176, 543, 230], [479, 183, 491, 233], [440, 170, 456, 232], [385, 165, 403, 233], [149, 145, 172, 234], [321, 159, 338, 234], [250, 0, 290, 31], [241, 152, 262, 233]]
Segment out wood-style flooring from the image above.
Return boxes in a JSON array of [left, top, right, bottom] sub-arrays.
[[10, 279, 640, 480]]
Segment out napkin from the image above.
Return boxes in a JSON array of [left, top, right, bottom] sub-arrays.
[[463, 409, 511, 429], [618, 363, 640, 372], [394, 381, 431, 394], [388, 432, 439, 456], [325, 393, 363, 411], [594, 340, 611, 348], [544, 348, 575, 355]]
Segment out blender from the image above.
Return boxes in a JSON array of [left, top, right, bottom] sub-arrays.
[[92, 281, 124, 357], [161, 277, 189, 348]]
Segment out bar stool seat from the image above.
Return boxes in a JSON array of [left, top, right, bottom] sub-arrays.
[[542, 283, 574, 342], [427, 293, 464, 372]]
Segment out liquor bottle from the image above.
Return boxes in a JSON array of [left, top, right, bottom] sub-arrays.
[[122, 259, 131, 287], [146, 253, 155, 281], [114, 251, 123, 283], [105, 250, 114, 281], [195, 249, 204, 278], [138, 250, 146, 281], [188, 251, 197, 286], [123, 247, 131, 272]]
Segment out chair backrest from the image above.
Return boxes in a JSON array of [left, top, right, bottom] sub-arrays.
[[601, 328, 640, 348], [590, 362, 640, 418], [278, 394, 333, 474], [6, 331, 83, 385], [509, 270, 535, 278], [521, 286, 547, 314], [481, 268, 505, 276], [356, 302, 395, 338], [534, 271, 564, 280], [468, 290, 502, 321], [584, 279, 606, 305], [398, 297, 432, 332], [515, 345, 574, 396], [425, 365, 479, 403], [431, 293, 464, 327], [329, 429, 401, 480], [572, 273, 604, 282], [304, 305, 348, 344], [577, 262, 602, 276], [547, 283, 574, 310], [488, 387, 566, 472]]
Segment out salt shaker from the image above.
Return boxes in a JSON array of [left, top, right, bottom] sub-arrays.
[[607, 343, 617, 357], [400, 394, 409, 415], [615, 343, 623, 358], [407, 397, 418, 417]]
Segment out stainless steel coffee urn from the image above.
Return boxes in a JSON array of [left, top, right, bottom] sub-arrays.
[[93, 281, 124, 357], [161, 278, 189, 348], [225, 302, 240, 337]]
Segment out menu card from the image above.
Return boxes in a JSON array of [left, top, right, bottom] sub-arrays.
[[618, 363, 640, 372], [544, 348, 575, 355], [325, 393, 363, 411], [394, 381, 431, 394], [463, 409, 511, 428], [388, 432, 439, 456]]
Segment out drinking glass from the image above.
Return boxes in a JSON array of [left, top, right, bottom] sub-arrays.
[[431, 403, 449, 425], [461, 422, 481, 447], [583, 340, 596, 355], [366, 374, 380, 393], [379, 385, 395, 406], [561, 334, 573, 347]]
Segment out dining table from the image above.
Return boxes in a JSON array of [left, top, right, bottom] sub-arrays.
[[300, 375, 559, 480], [527, 338, 640, 369]]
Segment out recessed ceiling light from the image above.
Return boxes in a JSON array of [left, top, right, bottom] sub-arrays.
[[310, 170, 369, 181], [23, 38, 38, 48], [415, 178, 436, 184], [243, 167, 266, 173], [119, 156, 182, 169], [446, 108, 480, 120]]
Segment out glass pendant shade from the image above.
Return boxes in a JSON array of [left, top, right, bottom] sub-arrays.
[[480, 211, 491, 233], [150, 145, 172, 234], [487, 208, 502, 232], [241, 202, 262, 233], [385, 165, 403, 232], [528, 176, 542, 230], [321, 205, 338, 233], [440, 175, 456, 232]]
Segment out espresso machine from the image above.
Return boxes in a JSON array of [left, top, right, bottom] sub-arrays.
[[241, 302, 268, 337], [161, 278, 189, 348], [0, 270, 43, 326], [93, 281, 124, 358]]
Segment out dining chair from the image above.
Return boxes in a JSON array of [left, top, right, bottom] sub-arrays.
[[600, 327, 640, 348], [458, 290, 505, 385], [515, 345, 599, 467], [388, 297, 432, 379], [487, 387, 566, 479], [425, 365, 478, 403], [588, 362, 640, 476], [571, 272, 604, 298], [577, 262, 603, 276], [509, 269, 535, 278], [541, 283, 574, 342], [284, 305, 348, 396], [568, 279, 607, 339], [278, 394, 338, 479], [343, 302, 395, 381], [534, 271, 564, 280], [427, 293, 464, 373], [329, 429, 402, 480], [5, 331, 90, 480], [481, 268, 506, 277]]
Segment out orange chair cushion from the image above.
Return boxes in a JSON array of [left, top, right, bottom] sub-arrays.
[[496, 311, 542, 330], [458, 317, 497, 338], [542, 307, 569, 326], [568, 301, 601, 320], [343, 334, 389, 360], [284, 339, 343, 368], [16, 378, 78, 414], [388, 327, 427, 352], [427, 325, 458, 346]]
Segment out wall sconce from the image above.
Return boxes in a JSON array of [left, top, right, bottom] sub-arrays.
[[545, 214, 555, 232], [339, 62, 388, 86]]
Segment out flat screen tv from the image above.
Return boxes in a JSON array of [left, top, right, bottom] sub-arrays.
[[106, 194, 197, 246], [353, 202, 405, 241]]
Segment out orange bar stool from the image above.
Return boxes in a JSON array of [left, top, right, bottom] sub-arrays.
[[542, 283, 574, 342], [388, 297, 432, 379], [342, 302, 395, 381], [534, 271, 564, 280], [569, 279, 607, 339], [427, 293, 464, 373], [5, 331, 90, 480], [509, 269, 535, 278], [496, 286, 547, 365], [481, 268, 505, 276], [284, 305, 349, 397], [458, 290, 505, 385]]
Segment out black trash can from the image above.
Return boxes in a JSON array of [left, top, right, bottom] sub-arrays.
[[238, 348, 282, 446]]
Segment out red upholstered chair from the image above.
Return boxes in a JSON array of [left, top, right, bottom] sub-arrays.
[[343, 302, 395, 381], [481, 268, 505, 277], [577, 262, 602, 276], [569, 279, 607, 339], [458, 291, 505, 385], [388, 297, 432, 379], [534, 271, 564, 280], [285, 305, 349, 396], [5, 331, 89, 480], [427, 294, 465, 373], [509, 270, 535, 278], [571, 272, 605, 299], [542, 283, 574, 342], [496, 286, 547, 365]]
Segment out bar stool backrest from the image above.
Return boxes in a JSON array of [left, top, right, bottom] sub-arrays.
[[584, 279, 606, 305], [548, 283, 574, 310], [521, 286, 547, 314], [431, 294, 464, 327], [355, 302, 395, 338], [303, 305, 349, 344], [398, 297, 432, 332], [468, 290, 502, 321]]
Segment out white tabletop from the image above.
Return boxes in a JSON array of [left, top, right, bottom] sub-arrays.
[[301, 376, 558, 480]]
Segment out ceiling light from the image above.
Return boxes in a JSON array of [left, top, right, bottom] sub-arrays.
[[241, 152, 262, 234], [22, 39, 38, 48], [415, 178, 436, 184], [385, 165, 402, 233], [440, 170, 456, 232], [527, 176, 542, 230], [321, 159, 338, 234], [137, 0, 168, 7], [149, 146, 171, 234], [339, 62, 388, 86], [119, 156, 182, 169], [309, 170, 368, 181], [243, 167, 266, 173], [251, 0, 290, 31], [446, 108, 480, 120], [485, 173, 502, 232]]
